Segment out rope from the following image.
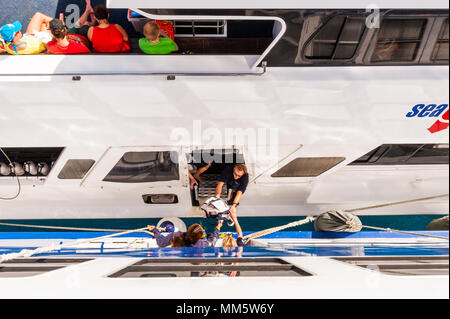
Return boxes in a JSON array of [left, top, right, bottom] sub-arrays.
[[243, 216, 315, 244], [0, 221, 135, 232], [0, 147, 21, 200], [345, 194, 449, 213], [0, 226, 152, 263], [361, 225, 449, 240]]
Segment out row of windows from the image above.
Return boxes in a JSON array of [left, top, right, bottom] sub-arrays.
[[271, 144, 449, 177], [267, 10, 449, 66], [304, 15, 448, 63], [1, 144, 448, 181]]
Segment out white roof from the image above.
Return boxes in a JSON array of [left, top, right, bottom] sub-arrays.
[[107, 0, 449, 9]]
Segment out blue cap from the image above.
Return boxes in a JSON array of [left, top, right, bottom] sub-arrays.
[[0, 21, 22, 42]]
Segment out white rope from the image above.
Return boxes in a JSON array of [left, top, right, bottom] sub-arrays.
[[345, 194, 449, 213], [243, 216, 316, 244], [361, 225, 449, 240], [0, 147, 21, 200], [0, 227, 152, 263], [0, 221, 134, 232]]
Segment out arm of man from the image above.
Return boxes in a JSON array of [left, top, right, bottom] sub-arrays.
[[193, 163, 211, 180], [215, 181, 224, 198], [230, 209, 243, 239], [188, 171, 198, 190], [229, 190, 242, 215]]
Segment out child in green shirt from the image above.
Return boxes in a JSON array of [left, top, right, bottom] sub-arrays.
[[139, 21, 178, 55]]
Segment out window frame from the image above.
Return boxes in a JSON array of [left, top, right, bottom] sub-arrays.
[[301, 12, 370, 64], [57, 159, 96, 180], [422, 17, 449, 64], [349, 144, 449, 166], [364, 14, 436, 65], [270, 157, 346, 178], [102, 151, 180, 184]]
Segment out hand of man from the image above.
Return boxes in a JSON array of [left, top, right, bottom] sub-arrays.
[[229, 205, 237, 217], [190, 178, 198, 190]]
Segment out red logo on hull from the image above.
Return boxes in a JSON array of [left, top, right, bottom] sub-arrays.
[[428, 110, 449, 134]]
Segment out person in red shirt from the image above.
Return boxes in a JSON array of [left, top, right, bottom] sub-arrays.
[[87, 4, 130, 53], [46, 19, 90, 54]]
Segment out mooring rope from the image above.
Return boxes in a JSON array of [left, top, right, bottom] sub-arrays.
[[361, 225, 449, 240], [345, 194, 449, 213], [243, 216, 316, 244], [0, 222, 134, 232], [0, 227, 152, 263]]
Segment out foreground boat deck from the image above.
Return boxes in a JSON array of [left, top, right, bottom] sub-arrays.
[[0, 231, 448, 298]]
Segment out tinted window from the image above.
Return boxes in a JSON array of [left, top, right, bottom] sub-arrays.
[[305, 16, 366, 60], [103, 151, 179, 183], [350, 144, 449, 165], [58, 159, 95, 179], [109, 258, 312, 278], [407, 144, 449, 164], [432, 19, 449, 62], [262, 9, 448, 67], [271, 157, 345, 177], [371, 19, 427, 62]]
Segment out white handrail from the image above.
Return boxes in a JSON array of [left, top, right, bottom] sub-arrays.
[[108, 0, 449, 10], [131, 8, 287, 70]]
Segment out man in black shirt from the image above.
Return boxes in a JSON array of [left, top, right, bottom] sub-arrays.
[[215, 164, 248, 244]]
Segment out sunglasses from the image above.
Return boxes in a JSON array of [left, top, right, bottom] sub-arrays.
[[233, 171, 243, 178]]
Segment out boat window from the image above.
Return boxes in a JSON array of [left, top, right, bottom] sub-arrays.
[[371, 18, 427, 62], [0, 258, 92, 278], [304, 15, 366, 60], [334, 256, 449, 276], [432, 19, 449, 62], [350, 144, 449, 165], [108, 258, 313, 278], [57, 159, 95, 179], [0, 147, 63, 177], [142, 194, 179, 204], [406, 144, 449, 164], [271, 157, 345, 178], [103, 151, 179, 183]]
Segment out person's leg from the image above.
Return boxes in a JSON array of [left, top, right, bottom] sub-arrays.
[[25, 12, 53, 34], [76, 0, 94, 27]]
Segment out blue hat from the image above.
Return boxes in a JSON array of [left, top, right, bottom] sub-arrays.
[[0, 21, 22, 42]]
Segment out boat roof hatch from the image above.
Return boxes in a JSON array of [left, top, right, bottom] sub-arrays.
[[107, 0, 449, 10]]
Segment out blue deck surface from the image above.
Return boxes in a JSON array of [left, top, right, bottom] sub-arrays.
[[0, 231, 447, 258], [0, 230, 448, 240]]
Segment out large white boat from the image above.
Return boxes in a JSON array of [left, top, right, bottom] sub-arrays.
[[0, 0, 448, 228]]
